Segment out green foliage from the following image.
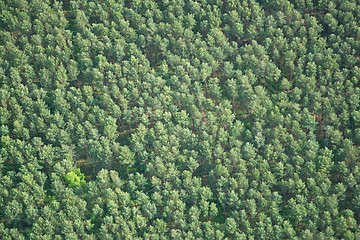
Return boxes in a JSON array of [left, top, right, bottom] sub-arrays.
[[64, 169, 86, 188], [1, 0, 360, 238]]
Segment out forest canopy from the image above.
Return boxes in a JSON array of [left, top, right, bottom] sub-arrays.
[[1, 0, 360, 239]]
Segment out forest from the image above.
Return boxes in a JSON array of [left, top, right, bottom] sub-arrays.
[[1, 0, 360, 239]]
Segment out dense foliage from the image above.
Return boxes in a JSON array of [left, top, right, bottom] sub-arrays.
[[1, 0, 360, 239]]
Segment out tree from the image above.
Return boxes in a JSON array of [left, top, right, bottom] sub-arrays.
[[64, 169, 86, 188], [118, 145, 135, 178]]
